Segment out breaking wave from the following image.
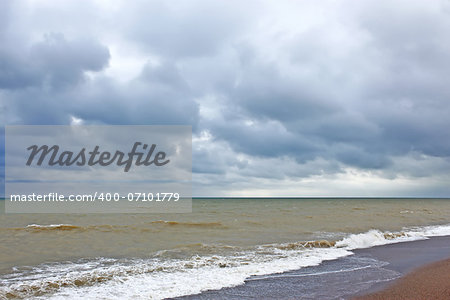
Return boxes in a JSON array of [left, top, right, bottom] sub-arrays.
[[0, 223, 449, 299], [149, 220, 226, 228]]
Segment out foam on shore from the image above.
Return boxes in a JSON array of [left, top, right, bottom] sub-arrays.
[[1, 223, 449, 299]]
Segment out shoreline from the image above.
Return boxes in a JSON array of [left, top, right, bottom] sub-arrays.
[[353, 258, 450, 300], [172, 236, 450, 300], [350, 235, 450, 297]]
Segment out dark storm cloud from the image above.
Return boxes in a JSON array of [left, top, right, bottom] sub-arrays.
[[205, 116, 319, 162], [0, 31, 111, 125], [0, 4, 199, 127], [231, 63, 339, 121], [71, 61, 199, 126], [2, 60, 199, 126], [0, 33, 110, 90], [1, 0, 450, 196], [195, 0, 450, 175], [30, 33, 110, 88]]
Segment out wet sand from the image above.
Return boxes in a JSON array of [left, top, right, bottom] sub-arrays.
[[354, 235, 450, 274], [351, 235, 450, 298], [353, 258, 450, 300]]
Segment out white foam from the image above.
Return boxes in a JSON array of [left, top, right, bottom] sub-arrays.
[[1, 223, 449, 300], [421, 223, 450, 237], [26, 224, 76, 229], [336, 223, 450, 250], [43, 248, 351, 300]]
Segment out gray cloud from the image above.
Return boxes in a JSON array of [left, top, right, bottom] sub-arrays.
[[1, 0, 450, 196], [121, 0, 257, 58], [0, 33, 110, 90]]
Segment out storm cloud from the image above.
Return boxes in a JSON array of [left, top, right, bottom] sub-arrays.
[[1, 0, 450, 196]]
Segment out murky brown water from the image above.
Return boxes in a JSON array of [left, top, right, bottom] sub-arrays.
[[0, 198, 449, 299]]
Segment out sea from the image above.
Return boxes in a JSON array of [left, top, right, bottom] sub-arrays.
[[0, 198, 449, 299]]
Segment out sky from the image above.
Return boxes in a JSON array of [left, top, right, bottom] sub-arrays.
[[1, 0, 450, 197]]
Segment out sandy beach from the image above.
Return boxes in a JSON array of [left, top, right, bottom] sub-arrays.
[[354, 258, 450, 300], [350, 235, 450, 299]]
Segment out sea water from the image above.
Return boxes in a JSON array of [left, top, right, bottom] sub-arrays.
[[0, 198, 449, 299]]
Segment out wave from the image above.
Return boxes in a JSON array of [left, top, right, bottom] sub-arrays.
[[1, 248, 351, 299], [26, 224, 81, 231], [3, 224, 155, 233], [0, 223, 449, 299], [351, 207, 366, 211], [266, 240, 336, 250], [335, 223, 450, 250], [1, 221, 226, 234], [149, 220, 226, 228]]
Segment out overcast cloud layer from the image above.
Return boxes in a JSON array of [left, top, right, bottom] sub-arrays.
[[1, 0, 450, 197]]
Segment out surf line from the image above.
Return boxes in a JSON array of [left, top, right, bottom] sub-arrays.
[[25, 142, 170, 172]]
